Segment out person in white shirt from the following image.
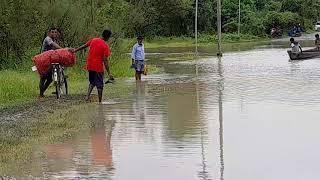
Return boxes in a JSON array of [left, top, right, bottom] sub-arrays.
[[131, 35, 145, 81], [290, 37, 302, 54]]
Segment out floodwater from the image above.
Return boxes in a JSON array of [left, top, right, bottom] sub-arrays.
[[3, 42, 320, 179]]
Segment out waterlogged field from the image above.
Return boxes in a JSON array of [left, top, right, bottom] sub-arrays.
[[2, 37, 320, 179]]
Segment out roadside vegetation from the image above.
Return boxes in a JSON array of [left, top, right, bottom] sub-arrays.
[[2, 0, 320, 70]]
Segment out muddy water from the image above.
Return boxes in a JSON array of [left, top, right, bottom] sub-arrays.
[[4, 45, 320, 179]]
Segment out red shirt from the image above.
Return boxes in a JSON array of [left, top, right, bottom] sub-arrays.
[[85, 38, 111, 72]]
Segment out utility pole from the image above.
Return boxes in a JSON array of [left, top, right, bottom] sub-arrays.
[[217, 0, 222, 56], [238, 0, 241, 36], [195, 0, 199, 56]]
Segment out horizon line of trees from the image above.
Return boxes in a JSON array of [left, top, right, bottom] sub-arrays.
[[1, 0, 320, 69]]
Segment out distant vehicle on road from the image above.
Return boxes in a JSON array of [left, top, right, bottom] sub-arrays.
[[315, 21, 320, 31], [288, 25, 303, 37]]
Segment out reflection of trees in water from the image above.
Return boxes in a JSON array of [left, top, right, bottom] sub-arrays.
[[166, 82, 201, 139], [163, 81, 220, 139]]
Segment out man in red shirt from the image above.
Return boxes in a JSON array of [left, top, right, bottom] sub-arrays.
[[74, 30, 113, 103]]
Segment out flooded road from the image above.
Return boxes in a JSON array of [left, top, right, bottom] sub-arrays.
[[3, 45, 320, 179]]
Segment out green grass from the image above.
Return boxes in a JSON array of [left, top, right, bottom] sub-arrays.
[[0, 71, 39, 108], [145, 33, 268, 48], [161, 53, 197, 61]]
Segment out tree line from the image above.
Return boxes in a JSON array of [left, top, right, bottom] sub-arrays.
[[1, 0, 320, 69]]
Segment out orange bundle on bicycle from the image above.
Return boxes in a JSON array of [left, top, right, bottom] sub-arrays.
[[53, 49, 76, 67], [33, 48, 76, 76], [33, 50, 54, 75]]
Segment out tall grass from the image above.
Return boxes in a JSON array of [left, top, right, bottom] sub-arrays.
[[0, 71, 39, 108]]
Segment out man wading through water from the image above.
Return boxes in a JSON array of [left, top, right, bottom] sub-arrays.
[[39, 27, 63, 98], [131, 35, 145, 81], [74, 30, 113, 103]]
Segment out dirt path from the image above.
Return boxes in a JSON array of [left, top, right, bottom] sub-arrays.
[[0, 95, 86, 124]]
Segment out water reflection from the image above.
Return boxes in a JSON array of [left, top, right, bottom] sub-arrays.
[[90, 106, 114, 168], [42, 142, 75, 177], [0, 53, 242, 179], [196, 52, 211, 180], [134, 82, 147, 125], [218, 57, 224, 180], [40, 106, 115, 179]]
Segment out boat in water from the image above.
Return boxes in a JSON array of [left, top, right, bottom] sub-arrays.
[[287, 48, 320, 60]]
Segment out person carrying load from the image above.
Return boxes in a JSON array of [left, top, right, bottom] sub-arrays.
[[33, 27, 75, 98], [39, 27, 62, 97]]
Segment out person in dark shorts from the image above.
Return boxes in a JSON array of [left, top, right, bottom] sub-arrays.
[[131, 35, 145, 81], [39, 27, 63, 97], [74, 29, 113, 103]]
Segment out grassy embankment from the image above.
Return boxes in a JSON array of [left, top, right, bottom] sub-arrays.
[[145, 33, 268, 48], [144, 33, 271, 61]]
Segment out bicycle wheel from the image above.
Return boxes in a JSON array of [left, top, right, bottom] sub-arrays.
[[55, 67, 62, 99], [55, 81, 61, 99], [64, 77, 68, 95]]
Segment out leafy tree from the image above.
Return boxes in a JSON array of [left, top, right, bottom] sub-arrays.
[[1, 0, 320, 69]]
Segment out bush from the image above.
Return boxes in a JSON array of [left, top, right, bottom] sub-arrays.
[[264, 11, 302, 33]]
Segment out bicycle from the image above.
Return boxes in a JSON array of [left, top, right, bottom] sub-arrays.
[[52, 63, 68, 99]]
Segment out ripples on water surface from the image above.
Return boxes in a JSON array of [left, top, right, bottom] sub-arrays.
[[5, 48, 320, 180]]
